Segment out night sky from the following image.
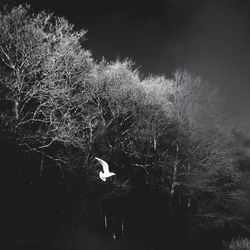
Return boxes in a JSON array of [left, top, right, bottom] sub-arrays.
[[6, 0, 250, 131]]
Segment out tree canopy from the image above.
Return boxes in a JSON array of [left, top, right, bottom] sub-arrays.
[[0, 4, 247, 215]]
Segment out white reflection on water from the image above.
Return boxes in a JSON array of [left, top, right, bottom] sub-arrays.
[[121, 218, 124, 235], [104, 214, 107, 228]]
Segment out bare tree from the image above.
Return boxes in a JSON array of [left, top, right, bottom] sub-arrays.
[[0, 5, 92, 176]]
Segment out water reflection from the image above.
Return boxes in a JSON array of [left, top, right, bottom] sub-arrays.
[[14, 190, 226, 250], [55, 191, 228, 250], [121, 218, 125, 235]]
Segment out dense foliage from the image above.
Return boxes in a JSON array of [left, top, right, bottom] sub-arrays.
[[0, 5, 248, 217]]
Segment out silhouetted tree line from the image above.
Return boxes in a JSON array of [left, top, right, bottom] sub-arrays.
[[0, 4, 249, 218]]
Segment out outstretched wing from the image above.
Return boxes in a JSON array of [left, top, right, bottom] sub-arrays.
[[95, 157, 109, 173]]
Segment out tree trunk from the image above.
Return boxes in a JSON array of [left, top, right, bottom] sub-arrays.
[[84, 121, 93, 170], [187, 162, 192, 208], [153, 138, 157, 151], [14, 100, 19, 119], [169, 144, 179, 212], [40, 155, 44, 179], [89, 120, 93, 143], [170, 160, 178, 198]]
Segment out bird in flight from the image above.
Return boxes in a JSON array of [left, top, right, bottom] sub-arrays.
[[95, 157, 116, 182]]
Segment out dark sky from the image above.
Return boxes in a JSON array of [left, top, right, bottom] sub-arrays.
[[8, 0, 250, 131]]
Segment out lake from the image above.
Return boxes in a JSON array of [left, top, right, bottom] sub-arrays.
[[6, 183, 229, 250]]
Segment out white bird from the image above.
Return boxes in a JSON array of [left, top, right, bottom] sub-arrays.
[[95, 157, 116, 182]]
